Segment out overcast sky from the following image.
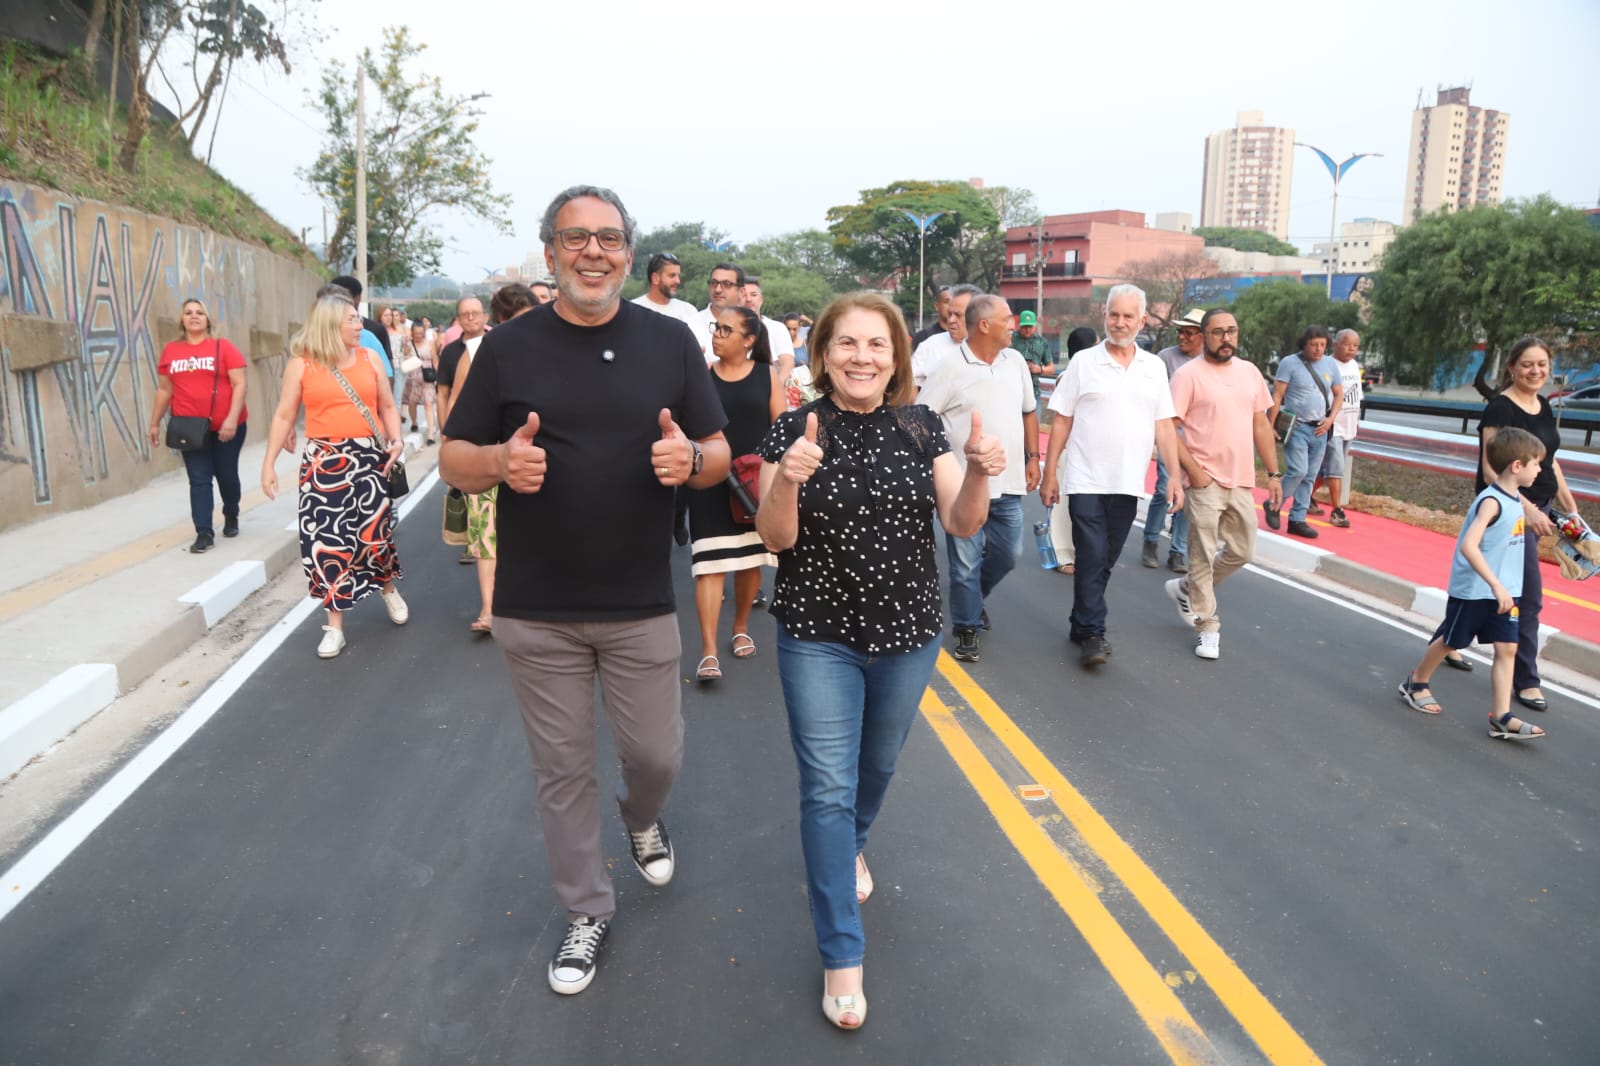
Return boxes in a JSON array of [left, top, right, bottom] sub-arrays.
[[168, 0, 1600, 282]]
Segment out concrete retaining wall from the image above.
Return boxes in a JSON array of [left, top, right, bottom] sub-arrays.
[[0, 179, 321, 532]]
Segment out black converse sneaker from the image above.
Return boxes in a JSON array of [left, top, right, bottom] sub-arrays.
[[628, 819, 675, 886], [548, 915, 609, 995]]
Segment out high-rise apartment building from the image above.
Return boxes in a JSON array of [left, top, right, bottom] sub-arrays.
[[1402, 86, 1509, 225], [1199, 111, 1295, 241]]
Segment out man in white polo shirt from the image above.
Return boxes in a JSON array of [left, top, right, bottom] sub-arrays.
[[692, 262, 746, 359], [631, 252, 699, 328], [742, 277, 795, 385], [1041, 284, 1182, 668], [918, 293, 1040, 663], [911, 283, 982, 389]]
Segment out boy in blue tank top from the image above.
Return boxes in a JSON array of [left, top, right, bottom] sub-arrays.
[[1398, 426, 1547, 740]]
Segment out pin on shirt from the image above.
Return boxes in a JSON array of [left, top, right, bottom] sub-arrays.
[[602, 349, 615, 363]]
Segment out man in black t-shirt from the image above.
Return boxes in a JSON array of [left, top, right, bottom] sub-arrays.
[[434, 295, 487, 424], [441, 185, 729, 998]]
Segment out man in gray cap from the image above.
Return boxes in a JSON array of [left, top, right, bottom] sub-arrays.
[[1141, 307, 1205, 572], [1011, 309, 1055, 403]]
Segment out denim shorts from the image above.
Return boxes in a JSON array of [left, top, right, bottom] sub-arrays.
[[1319, 435, 1351, 478]]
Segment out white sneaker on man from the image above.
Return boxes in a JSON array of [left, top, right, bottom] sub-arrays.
[[1194, 631, 1220, 660], [1165, 578, 1197, 627]]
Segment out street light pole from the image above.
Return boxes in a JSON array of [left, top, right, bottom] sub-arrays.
[[1295, 143, 1382, 297], [898, 209, 945, 329], [355, 65, 367, 303]]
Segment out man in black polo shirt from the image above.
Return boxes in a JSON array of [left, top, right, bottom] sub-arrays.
[[434, 295, 487, 425], [441, 184, 729, 998]]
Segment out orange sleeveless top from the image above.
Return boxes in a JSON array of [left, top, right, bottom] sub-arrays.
[[302, 356, 384, 440]]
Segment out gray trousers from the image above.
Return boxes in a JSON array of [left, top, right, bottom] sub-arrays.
[[497, 613, 684, 921]]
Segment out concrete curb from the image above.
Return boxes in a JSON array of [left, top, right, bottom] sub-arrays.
[[0, 664, 119, 780], [1315, 555, 1416, 608]]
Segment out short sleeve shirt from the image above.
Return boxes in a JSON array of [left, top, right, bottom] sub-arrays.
[[1170, 356, 1272, 488], [910, 331, 959, 387], [442, 302, 726, 621], [1331, 358, 1364, 440], [158, 338, 248, 430], [757, 398, 950, 654], [916, 344, 1036, 498], [1274, 353, 1337, 421], [1047, 342, 1175, 495], [1477, 393, 1559, 505]]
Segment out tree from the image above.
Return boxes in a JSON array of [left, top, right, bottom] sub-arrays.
[[1121, 249, 1217, 342], [302, 26, 513, 287], [1368, 196, 1600, 389], [155, 0, 292, 161], [825, 180, 1000, 307], [1194, 226, 1301, 257], [743, 230, 857, 292], [114, 0, 184, 171], [1228, 280, 1361, 368]]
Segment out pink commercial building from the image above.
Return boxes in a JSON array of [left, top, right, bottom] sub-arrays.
[[999, 210, 1203, 337]]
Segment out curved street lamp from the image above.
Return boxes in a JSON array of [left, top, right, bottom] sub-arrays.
[[1295, 143, 1382, 297], [898, 209, 945, 329]]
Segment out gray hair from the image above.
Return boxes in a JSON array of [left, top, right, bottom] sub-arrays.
[[538, 185, 637, 249], [949, 283, 984, 302], [1104, 283, 1147, 320], [965, 293, 1005, 333], [1334, 328, 1360, 344]]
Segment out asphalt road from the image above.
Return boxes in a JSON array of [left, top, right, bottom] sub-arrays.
[[2, 482, 1596, 1065]]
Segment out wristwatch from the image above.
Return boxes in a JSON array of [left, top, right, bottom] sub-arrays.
[[1267, 472, 1283, 479], [689, 440, 704, 476]]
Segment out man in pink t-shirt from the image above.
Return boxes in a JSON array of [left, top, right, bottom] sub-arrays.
[[1165, 309, 1284, 661]]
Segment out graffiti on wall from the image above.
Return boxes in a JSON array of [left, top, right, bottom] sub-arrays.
[[0, 183, 301, 522]]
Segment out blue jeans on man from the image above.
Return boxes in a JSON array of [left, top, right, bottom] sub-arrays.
[[1281, 420, 1328, 523], [1068, 492, 1138, 639], [945, 494, 1024, 631], [181, 423, 248, 537], [776, 626, 941, 968], [1143, 453, 1189, 556]]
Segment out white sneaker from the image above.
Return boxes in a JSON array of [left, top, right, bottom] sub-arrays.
[[317, 626, 346, 658], [1165, 578, 1197, 627], [381, 584, 409, 625], [1194, 631, 1220, 660]]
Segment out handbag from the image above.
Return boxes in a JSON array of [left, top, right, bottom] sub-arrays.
[[165, 341, 220, 452], [330, 363, 409, 498], [727, 453, 763, 525], [1272, 408, 1298, 444], [421, 365, 437, 383], [442, 487, 469, 545]]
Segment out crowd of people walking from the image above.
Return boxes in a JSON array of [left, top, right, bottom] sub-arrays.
[[142, 181, 1581, 1036]]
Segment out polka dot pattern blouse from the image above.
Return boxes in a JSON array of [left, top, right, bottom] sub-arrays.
[[757, 397, 950, 654]]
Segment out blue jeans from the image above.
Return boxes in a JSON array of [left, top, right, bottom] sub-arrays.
[[181, 423, 247, 537], [1281, 420, 1328, 523], [1068, 492, 1137, 639], [945, 494, 1024, 630], [1143, 453, 1189, 555], [776, 625, 941, 969]]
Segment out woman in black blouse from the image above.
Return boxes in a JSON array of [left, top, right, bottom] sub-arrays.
[[1477, 337, 1580, 712], [756, 292, 1003, 1031]]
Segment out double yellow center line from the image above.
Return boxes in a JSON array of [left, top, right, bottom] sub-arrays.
[[920, 651, 1324, 1065]]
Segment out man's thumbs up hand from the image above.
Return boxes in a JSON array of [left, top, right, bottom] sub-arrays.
[[651, 407, 695, 485], [500, 411, 547, 493]]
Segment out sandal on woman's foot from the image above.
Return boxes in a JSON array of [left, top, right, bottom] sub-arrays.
[[822, 975, 866, 1031], [1489, 711, 1545, 740], [1443, 652, 1474, 672], [1397, 672, 1442, 715], [855, 852, 873, 904], [731, 633, 756, 659], [696, 655, 721, 681], [1516, 690, 1548, 712], [470, 615, 493, 635], [1056, 563, 1075, 575]]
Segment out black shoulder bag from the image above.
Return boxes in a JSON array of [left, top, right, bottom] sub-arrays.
[[165, 341, 220, 452]]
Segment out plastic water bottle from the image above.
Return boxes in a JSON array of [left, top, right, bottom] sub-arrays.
[[1035, 507, 1059, 570]]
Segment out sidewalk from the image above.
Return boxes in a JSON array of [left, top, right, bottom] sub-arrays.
[[3, 445, 1597, 784], [0, 431, 441, 781]]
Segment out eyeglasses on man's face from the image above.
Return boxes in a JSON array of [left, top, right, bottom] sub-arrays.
[[555, 227, 627, 252], [708, 277, 740, 289], [1206, 326, 1240, 338]]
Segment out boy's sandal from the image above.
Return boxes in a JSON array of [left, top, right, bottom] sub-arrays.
[[731, 633, 757, 659], [1397, 673, 1443, 715], [696, 655, 721, 681], [1489, 711, 1545, 740]]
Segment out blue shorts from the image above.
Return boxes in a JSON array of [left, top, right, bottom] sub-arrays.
[[1433, 595, 1519, 649], [1319, 435, 1351, 478]]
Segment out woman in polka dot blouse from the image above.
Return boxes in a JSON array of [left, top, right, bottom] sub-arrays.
[[755, 292, 1006, 1031]]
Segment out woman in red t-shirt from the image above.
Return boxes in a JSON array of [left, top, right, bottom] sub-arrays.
[[148, 298, 248, 554]]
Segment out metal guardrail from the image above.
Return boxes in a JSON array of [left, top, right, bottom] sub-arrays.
[[1362, 396, 1600, 445], [1352, 422, 1600, 502]]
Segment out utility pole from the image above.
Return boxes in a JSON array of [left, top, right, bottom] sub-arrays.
[[1030, 223, 1054, 326], [355, 65, 368, 307]]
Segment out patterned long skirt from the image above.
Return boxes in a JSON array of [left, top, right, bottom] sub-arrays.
[[299, 437, 402, 612], [466, 485, 497, 560]]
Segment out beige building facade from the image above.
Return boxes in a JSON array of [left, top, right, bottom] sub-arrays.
[[1402, 86, 1509, 225], [1311, 218, 1400, 275], [1200, 110, 1296, 241]]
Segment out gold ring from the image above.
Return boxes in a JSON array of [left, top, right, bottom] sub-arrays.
[[657, 466, 666, 476]]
